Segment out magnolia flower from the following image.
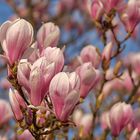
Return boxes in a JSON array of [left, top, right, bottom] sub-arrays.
[[109, 102, 133, 136], [37, 22, 60, 52], [0, 19, 33, 65], [124, 53, 140, 75], [122, 0, 140, 32], [41, 47, 64, 73], [87, 0, 104, 20], [49, 72, 80, 122], [76, 62, 99, 98], [29, 57, 55, 106], [80, 45, 101, 68]]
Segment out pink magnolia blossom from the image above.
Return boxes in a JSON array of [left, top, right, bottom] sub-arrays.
[[0, 99, 13, 125], [37, 22, 60, 52], [76, 62, 99, 98], [87, 0, 104, 20], [124, 53, 140, 75], [80, 45, 101, 68], [102, 70, 133, 98], [122, 0, 140, 32], [18, 48, 64, 106], [41, 47, 64, 73], [29, 57, 55, 106], [49, 72, 80, 122], [120, 70, 133, 92], [22, 43, 39, 63], [0, 19, 33, 65], [109, 102, 133, 136], [9, 89, 26, 121]]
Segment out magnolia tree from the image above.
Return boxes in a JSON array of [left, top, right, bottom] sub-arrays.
[[0, 0, 140, 140]]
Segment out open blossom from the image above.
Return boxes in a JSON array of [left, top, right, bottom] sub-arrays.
[[0, 99, 13, 125], [80, 45, 101, 68], [37, 22, 60, 52], [0, 19, 33, 65], [109, 102, 133, 136], [49, 72, 80, 122], [9, 89, 26, 121], [76, 62, 98, 98], [122, 0, 140, 32]]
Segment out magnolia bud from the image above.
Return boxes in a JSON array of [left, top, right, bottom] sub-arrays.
[[80, 45, 101, 68], [29, 57, 55, 106], [49, 72, 80, 122], [109, 102, 133, 136], [41, 47, 64, 73], [76, 62, 97, 98], [37, 22, 60, 52]]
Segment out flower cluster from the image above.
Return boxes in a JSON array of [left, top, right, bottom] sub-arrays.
[[0, 19, 101, 139], [0, 0, 140, 139], [88, 0, 140, 34]]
